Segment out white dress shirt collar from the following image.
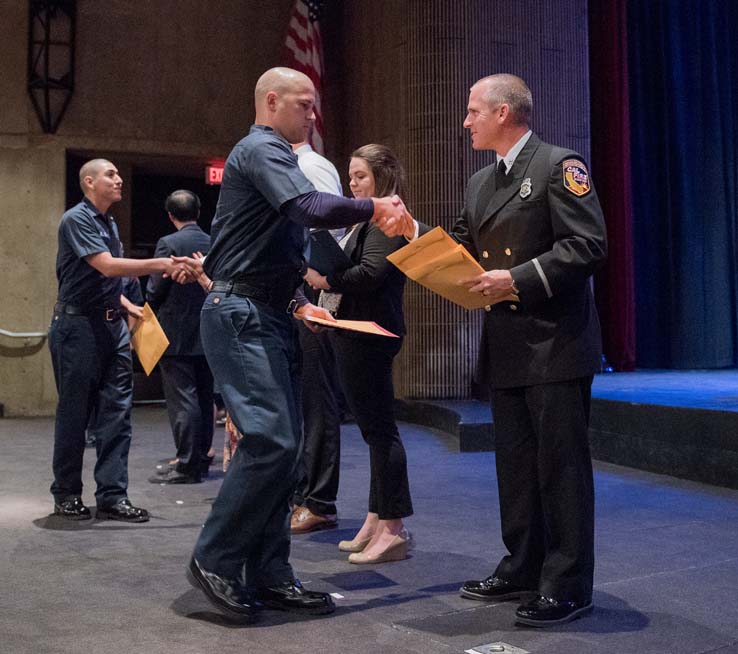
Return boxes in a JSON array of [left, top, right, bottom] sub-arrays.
[[496, 130, 532, 174]]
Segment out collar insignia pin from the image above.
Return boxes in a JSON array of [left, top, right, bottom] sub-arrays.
[[520, 178, 532, 199]]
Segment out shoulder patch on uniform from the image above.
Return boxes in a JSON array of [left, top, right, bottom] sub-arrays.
[[562, 159, 591, 196]]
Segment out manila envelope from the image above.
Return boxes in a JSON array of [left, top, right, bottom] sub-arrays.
[[388, 227, 518, 310], [386, 226, 459, 271], [130, 303, 170, 376]]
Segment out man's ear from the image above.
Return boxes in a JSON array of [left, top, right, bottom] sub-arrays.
[[266, 90, 278, 112]]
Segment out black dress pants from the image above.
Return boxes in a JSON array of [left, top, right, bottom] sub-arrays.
[[159, 356, 214, 477], [491, 376, 595, 603], [48, 312, 132, 508], [294, 321, 342, 515], [331, 333, 412, 520]]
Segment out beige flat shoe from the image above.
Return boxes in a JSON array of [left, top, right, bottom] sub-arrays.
[[347, 529, 411, 564], [338, 536, 372, 553]]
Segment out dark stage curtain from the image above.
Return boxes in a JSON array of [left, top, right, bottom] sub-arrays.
[[628, 0, 738, 368], [589, 0, 636, 371]]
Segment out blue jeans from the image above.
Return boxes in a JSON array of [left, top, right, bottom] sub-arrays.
[[193, 292, 301, 587], [48, 312, 132, 508]]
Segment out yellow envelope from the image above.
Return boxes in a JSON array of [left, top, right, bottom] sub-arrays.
[[130, 303, 170, 375], [386, 226, 459, 269], [387, 227, 518, 309]]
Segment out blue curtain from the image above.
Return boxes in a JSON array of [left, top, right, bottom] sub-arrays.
[[629, 0, 738, 368]]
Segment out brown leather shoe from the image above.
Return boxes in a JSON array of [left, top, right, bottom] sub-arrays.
[[290, 506, 338, 534]]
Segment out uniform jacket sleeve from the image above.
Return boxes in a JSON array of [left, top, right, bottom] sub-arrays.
[[509, 153, 607, 307]]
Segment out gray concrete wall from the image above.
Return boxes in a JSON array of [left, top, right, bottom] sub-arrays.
[[0, 0, 293, 415]]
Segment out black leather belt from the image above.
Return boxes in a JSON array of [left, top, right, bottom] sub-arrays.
[[54, 303, 127, 322], [210, 280, 296, 314]]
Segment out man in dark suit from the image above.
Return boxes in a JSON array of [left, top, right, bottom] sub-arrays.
[[147, 190, 213, 484], [379, 74, 607, 626]]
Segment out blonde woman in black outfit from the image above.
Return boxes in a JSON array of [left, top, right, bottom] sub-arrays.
[[303, 144, 413, 563]]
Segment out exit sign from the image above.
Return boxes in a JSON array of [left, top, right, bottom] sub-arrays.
[[205, 165, 224, 185]]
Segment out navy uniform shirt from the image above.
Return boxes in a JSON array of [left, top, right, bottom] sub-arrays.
[[204, 125, 315, 286], [55, 198, 123, 309]]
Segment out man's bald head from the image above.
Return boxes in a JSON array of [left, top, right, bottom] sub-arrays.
[[254, 67, 316, 144], [79, 159, 113, 193], [255, 67, 314, 106], [473, 74, 532, 127]]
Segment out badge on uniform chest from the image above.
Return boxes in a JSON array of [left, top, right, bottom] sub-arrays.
[[519, 178, 532, 199]]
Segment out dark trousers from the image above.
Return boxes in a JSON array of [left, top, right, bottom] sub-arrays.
[[492, 376, 595, 603], [48, 312, 132, 508], [194, 293, 300, 587], [331, 333, 413, 520], [293, 322, 342, 516], [159, 356, 214, 476]]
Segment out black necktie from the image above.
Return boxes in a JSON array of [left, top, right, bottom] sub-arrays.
[[495, 159, 510, 189]]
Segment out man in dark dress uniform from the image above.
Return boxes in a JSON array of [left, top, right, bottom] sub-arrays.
[[49, 159, 181, 522], [378, 74, 607, 627], [181, 67, 409, 622], [147, 190, 213, 484]]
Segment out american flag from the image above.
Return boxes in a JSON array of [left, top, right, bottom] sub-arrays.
[[283, 0, 325, 153]]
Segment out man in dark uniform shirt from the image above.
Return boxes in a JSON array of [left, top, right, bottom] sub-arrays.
[[180, 66, 409, 622], [49, 158, 181, 522], [378, 74, 607, 627], [147, 190, 213, 484]]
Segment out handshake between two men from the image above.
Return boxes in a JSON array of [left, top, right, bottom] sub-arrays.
[[166, 192, 412, 286], [373, 196, 519, 307], [162, 193, 414, 327], [165, 192, 516, 309]]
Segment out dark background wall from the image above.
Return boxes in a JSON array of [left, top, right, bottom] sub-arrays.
[[322, 0, 591, 399]]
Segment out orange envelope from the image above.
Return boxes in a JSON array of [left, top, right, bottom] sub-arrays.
[[387, 226, 518, 309], [303, 315, 399, 338], [130, 303, 170, 375]]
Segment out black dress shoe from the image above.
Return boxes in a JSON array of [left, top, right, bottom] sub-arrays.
[[460, 575, 532, 601], [53, 496, 91, 520], [149, 469, 201, 484], [186, 558, 260, 621], [515, 595, 593, 626], [256, 580, 335, 614], [96, 499, 150, 523]]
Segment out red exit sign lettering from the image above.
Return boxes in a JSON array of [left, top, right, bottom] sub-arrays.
[[205, 165, 224, 185]]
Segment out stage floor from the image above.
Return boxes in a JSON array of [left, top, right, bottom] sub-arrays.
[[3, 408, 738, 654], [592, 369, 738, 412], [395, 369, 738, 489]]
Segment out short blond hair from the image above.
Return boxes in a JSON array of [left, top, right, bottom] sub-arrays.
[[474, 74, 532, 126]]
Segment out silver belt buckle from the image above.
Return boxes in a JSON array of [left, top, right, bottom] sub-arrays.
[[105, 308, 115, 321]]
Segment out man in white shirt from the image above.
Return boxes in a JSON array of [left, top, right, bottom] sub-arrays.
[[290, 138, 345, 534]]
